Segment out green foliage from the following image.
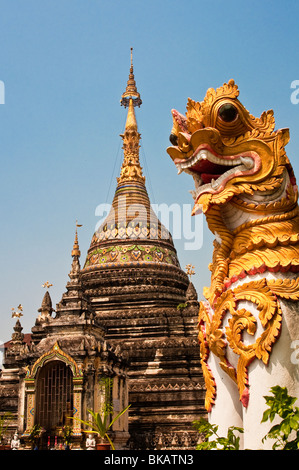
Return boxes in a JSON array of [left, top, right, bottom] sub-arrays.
[[28, 424, 43, 445], [72, 405, 131, 450], [61, 425, 73, 445], [177, 303, 188, 311], [98, 376, 114, 414], [193, 385, 299, 450], [70, 375, 130, 449], [0, 412, 12, 442], [193, 417, 243, 450], [262, 386, 299, 450]]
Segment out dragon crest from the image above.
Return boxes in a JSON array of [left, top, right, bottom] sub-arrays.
[[167, 80, 299, 411]]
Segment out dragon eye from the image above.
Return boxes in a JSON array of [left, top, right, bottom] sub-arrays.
[[169, 133, 178, 146], [218, 103, 238, 123]]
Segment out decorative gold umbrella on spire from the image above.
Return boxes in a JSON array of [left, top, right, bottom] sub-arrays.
[[120, 48, 142, 108]]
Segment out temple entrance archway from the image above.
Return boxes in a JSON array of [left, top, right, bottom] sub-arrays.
[[24, 342, 84, 448], [35, 360, 73, 433]]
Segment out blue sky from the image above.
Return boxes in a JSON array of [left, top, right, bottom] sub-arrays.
[[0, 0, 299, 342]]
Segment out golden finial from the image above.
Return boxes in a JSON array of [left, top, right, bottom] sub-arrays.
[[11, 304, 23, 318], [72, 220, 82, 257], [42, 281, 53, 289], [125, 97, 138, 131], [120, 47, 142, 108], [117, 49, 145, 186], [185, 264, 195, 279]]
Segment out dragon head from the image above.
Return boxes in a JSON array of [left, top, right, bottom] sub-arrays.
[[167, 79, 293, 214]]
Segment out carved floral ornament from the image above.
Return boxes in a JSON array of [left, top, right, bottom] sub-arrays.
[[167, 79, 299, 410]]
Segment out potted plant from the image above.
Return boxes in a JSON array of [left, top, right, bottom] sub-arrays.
[[73, 405, 131, 450], [0, 412, 12, 450], [27, 424, 44, 450], [61, 425, 73, 450]]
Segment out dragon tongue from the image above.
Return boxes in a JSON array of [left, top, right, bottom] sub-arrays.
[[201, 173, 221, 184]]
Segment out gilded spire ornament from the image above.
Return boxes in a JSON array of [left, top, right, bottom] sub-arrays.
[[118, 48, 145, 186], [72, 220, 82, 258], [42, 281, 53, 289], [11, 304, 23, 318], [185, 264, 195, 279], [120, 48, 142, 108]]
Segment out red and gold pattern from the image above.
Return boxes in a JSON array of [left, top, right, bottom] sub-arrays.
[[167, 80, 299, 410]]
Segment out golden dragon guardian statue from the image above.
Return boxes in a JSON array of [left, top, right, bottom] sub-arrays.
[[167, 80, 299, 449]]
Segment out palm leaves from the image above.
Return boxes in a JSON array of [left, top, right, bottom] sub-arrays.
[[72, 405, 131, 450]]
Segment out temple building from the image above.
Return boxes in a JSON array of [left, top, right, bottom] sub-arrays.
[[0, 230, 129, 450], [0, 50, 205, 450]]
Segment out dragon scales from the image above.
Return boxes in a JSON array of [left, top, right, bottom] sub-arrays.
[[167, 80, 299, 449]]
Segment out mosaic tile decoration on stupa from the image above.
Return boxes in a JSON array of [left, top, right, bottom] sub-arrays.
[[84, 219, 180, 269]]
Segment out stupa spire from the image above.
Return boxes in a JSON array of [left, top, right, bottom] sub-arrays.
[[72, 221, 81, 258], [83, 49, 181, 277], [38, 290, 54, 319], [70, 221, 82, 276], [118, 48, 145, 186]]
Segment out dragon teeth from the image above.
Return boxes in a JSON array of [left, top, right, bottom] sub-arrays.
[[189, 189, 197, 200], [240, 156, 254, 169], [175, 150, 255, 197], [178, 149, 244, 171], [211, 178, 218, 189]]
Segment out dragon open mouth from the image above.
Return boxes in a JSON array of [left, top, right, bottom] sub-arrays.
[[175, 148, 256, 201]]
